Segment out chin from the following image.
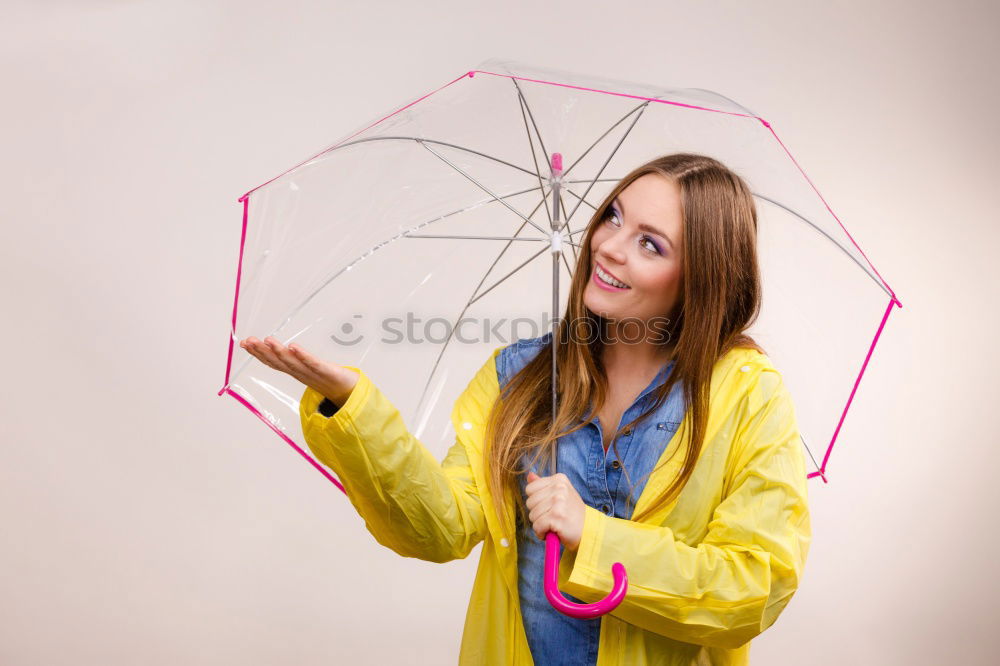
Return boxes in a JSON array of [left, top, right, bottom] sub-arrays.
[[583, 293, 619, 320]]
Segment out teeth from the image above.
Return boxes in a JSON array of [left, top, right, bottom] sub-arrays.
[[596, 265, 629, 288]]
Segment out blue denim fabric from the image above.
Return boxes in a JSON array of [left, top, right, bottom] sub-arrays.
[[495, 331, 687, 665]]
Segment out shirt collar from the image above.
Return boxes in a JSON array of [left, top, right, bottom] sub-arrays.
[[583, 357, 677, 419], [635, 358, 676, 403]]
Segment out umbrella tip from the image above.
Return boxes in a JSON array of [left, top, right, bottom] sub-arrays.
[[550, 153, 562, 171]]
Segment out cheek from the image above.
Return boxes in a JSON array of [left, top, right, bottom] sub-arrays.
[[589, 227, 610, 253], [634, 263, 681, 299]]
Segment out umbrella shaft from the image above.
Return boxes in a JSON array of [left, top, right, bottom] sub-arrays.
[[549, 167, 562, 473]]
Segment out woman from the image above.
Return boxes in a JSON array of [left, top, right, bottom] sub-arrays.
[[240, 153, 811, 665]]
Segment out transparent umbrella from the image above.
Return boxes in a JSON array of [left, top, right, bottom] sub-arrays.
[[218, 58, 901, 619]]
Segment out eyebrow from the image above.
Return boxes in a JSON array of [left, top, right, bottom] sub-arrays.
[[613, 197, 675, 251]]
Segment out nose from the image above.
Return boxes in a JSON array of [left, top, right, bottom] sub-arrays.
[[595, 232, 628, 266]]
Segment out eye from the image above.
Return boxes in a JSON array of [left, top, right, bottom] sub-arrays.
[[639, 236, 662, 255], [603, 207, 663, 256]]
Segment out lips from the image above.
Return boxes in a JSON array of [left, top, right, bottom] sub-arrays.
[[594, 261, 630, 288]]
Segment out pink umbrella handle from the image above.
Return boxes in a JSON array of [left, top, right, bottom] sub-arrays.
[[543, 531, 628, 619]]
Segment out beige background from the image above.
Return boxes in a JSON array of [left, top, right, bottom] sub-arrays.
[[2, 1, 996, 664]]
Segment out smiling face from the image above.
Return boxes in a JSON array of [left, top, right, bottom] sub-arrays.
[[583, 173, 684, 338]]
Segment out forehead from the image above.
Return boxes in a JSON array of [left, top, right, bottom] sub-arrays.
[[619, 173, 681, 211], [616, 174, 683, 240]]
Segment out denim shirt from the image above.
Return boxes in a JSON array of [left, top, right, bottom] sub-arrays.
[[495, 331, 688, 666]]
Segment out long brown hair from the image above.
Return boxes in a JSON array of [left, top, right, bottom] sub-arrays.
[[482, 153, 765, 537]]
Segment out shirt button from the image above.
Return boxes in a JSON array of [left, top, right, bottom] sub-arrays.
[[611, 460, 621, 469], [623, 427, 632, 435], [601, 504, 611, 514], [499, 538, 509, 547]]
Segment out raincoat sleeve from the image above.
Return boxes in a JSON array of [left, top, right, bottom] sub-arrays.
[[561, 369, 811, 649], [297, 355, 497, 564]]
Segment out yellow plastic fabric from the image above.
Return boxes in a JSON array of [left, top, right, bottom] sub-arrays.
[[298, 345, 810, 665]]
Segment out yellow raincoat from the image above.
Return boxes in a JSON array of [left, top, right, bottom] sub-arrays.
[[298, 344, 811, 665]]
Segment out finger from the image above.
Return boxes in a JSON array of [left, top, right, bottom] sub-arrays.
[[287, 343, 329, 378], [262, 337, 298, 375], [250, 338, 298, 378], [525, 472, 549, 494], [531, 488, 571, 526], [528, 491, 561, 524], [252, 338, 285, 370], [244, 338, 281, 370], [530, 505, 546, 538], [533, 511, 555, 540], [527, 493, 544, 523], [533, 495, 571, 538], [268, 338, 314, 379], [524, 476, 550, 505], [525, 484, 556, 512]]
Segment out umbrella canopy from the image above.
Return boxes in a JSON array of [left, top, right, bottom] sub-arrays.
[[220, 58, 900, 495]]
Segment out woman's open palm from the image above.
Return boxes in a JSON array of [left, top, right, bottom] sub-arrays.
[[240, 336, 359, 407]]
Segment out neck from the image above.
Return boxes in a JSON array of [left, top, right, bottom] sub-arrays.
[[600, 337, 674, 375]]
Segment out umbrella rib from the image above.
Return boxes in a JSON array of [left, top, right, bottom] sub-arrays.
[[299, 180, 596, 322], [555, 180, 627, 241], [537, 99, 654, 246], [800, 433, 821, 476], [566, 103, 650, 227], [561, 186, 603, 239], [468, 243, 550, 307], [418, 139, 551, 238], [561, 100, 654, 181], [403, 233, 579, 248], [465, 185, 553, 305], [411, 244, 549, 419], [513, 79, 555, 232], [514, 81, 582, 249], [304, 184, 550, 309], [514, 79, 634, 250], [228, 185, 562, 383], [512, 78, 552, 167], [314, 135, 543, 180], [509, 82, 652, 243], [414, 195, 557, 417], [560, 249, 575, 287], [290, 186, 586, 405], [753, 193, 892, 297], [412, 241, 549, 420], [561, 186, 888, 295]]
